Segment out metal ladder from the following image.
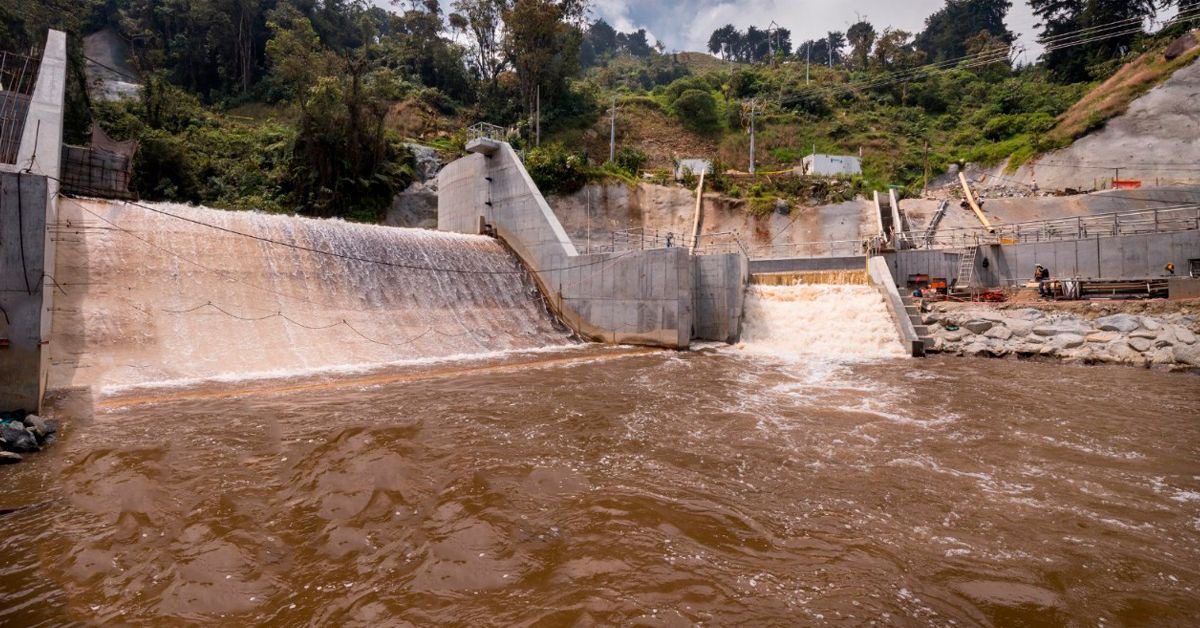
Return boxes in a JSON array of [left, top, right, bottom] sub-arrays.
[[953, 246, 978, 292]]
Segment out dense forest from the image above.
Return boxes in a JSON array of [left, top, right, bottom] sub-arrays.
[[1, 0, 1197, 219]]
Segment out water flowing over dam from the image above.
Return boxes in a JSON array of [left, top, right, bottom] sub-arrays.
[[48, 198, 574, 392], [740, 284, 908, 360]]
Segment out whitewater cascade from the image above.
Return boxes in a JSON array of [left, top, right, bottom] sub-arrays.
[[739, 284, 907, 360], [49, 198, 574, 391]]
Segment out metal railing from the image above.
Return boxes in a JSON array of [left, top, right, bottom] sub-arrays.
[[467, 122, 507, 142], [738, 239, 868, 259], [0, 49, 42, 164], [895, 204, 1200, 248], [580, 204, 1200, 262]]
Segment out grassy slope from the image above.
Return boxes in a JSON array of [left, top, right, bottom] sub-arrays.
[[1040, 29, 1200, 153]]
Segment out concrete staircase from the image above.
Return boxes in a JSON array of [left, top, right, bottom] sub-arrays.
[[901, 294, 935, 353]]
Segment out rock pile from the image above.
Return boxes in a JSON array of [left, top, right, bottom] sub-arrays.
[[924, 306, 1200, 369], [0, 411, 59, 464]]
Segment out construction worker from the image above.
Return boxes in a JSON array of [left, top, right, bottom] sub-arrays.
[[1165, 262, 1176, 276], [1035, 264, 1051, 298]]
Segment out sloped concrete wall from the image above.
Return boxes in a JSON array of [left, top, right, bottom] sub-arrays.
[[0, 173, 49, 411], [867, 256, 925, 357], [440, 141, 715, 348]]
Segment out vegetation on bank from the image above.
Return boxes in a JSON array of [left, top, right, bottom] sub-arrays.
[[3, 0, 1197, 220]]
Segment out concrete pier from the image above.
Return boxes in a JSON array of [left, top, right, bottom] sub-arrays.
[[439, 139, 746, 349], [0, 31, 66, 412]]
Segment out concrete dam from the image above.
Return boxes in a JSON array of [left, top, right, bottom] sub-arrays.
[[47, 198, 575, 392]]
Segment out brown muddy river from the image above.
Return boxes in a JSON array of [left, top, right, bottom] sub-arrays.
[[3, 348, 1199, 626]]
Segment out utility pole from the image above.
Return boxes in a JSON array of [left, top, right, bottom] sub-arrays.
[[748, 100, 758, 175], [609, 96, 616, 162], [828, 33, 833, 68], [923, 139, 930, 197], [535, 85, 541, 146]]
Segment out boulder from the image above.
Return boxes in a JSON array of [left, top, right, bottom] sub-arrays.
[[984, 326, 1013, 341], [1086, 331, 1120, 343], [1173, 344, 1200, 367], [0, 451, 22, 464], [942, 330, 969, 343], [1052, 334, 1086, 350], [1174, 327, 1197, 345], [22, 415, 48, 439], [1140, 317, 1162, 332], [963, 319, 994, 334], [963, 342, 990, 356], [1151, 348, 1176, 366], [1033, 321, 1093, 337], [1128, 337, 1152, 353], [1108, 341, 1140, 363], [1095, 314, 1140, 333], [1010, 308, 1045, 321], [1005, 319, 1034, 337], [1130, 329, 1159, 340], [0, 422, 39, 453]]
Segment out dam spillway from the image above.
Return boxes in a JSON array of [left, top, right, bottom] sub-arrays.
[[48, 198, 574, 392]]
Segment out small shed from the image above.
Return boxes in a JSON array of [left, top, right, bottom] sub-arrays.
[[802, 154, 862, 177], [674, 159, 712, 180]]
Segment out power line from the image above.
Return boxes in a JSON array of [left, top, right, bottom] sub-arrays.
[[160, 301, 440, 348], [50, 175, 635, 277]]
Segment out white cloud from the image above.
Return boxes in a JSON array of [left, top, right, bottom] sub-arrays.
[[593, 0, 1045, 57]]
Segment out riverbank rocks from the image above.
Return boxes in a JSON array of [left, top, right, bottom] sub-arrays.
[[0, 412, 59, 462], [1095, 314, 1141, 333], [925, 303, 1200, 370], [963, 320, 994, 334]]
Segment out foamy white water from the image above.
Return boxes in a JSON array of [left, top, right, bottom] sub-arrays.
[[50, 198, 575, 390], [739, 284, 907, 361]]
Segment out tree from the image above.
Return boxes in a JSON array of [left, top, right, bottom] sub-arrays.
[[846, 20, 877, 69], [583, 18, 619, 66], [1029, 0, 1159, 82], [743, 26, 770, 62], [452, 0, 509, 85], [873, 28, 925, 72], [380, 2, 472, 102], [617, 28, 654, 57], [964, 29, 1013, 79], [708, 24, 739, 60], [827, 31, 847, 66], [916, 0, 1013, 63], [287, 56, 414, 218], [671, 89, 719, 132], [265, 4, 336, 101], [503, 0, 583, 126]]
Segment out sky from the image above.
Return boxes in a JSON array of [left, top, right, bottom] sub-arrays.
[[589, 0, 1045, 59]]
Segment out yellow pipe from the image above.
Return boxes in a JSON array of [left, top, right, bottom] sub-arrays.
[[959, 171, 994, 232]]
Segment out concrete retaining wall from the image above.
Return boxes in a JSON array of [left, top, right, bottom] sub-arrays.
[[439, 140, 747, 348], [0, 31, 66, 413], [888, 230, 1200, 288], [0, 173, 49, 411], [749, 255, 867, 274], [692, 254, 748, 343]]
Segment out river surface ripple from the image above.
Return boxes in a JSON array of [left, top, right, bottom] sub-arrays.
[[3, 350, 1199, 626]]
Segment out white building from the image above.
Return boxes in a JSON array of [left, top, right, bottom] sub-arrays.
[[802, 154, 862, 177]]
